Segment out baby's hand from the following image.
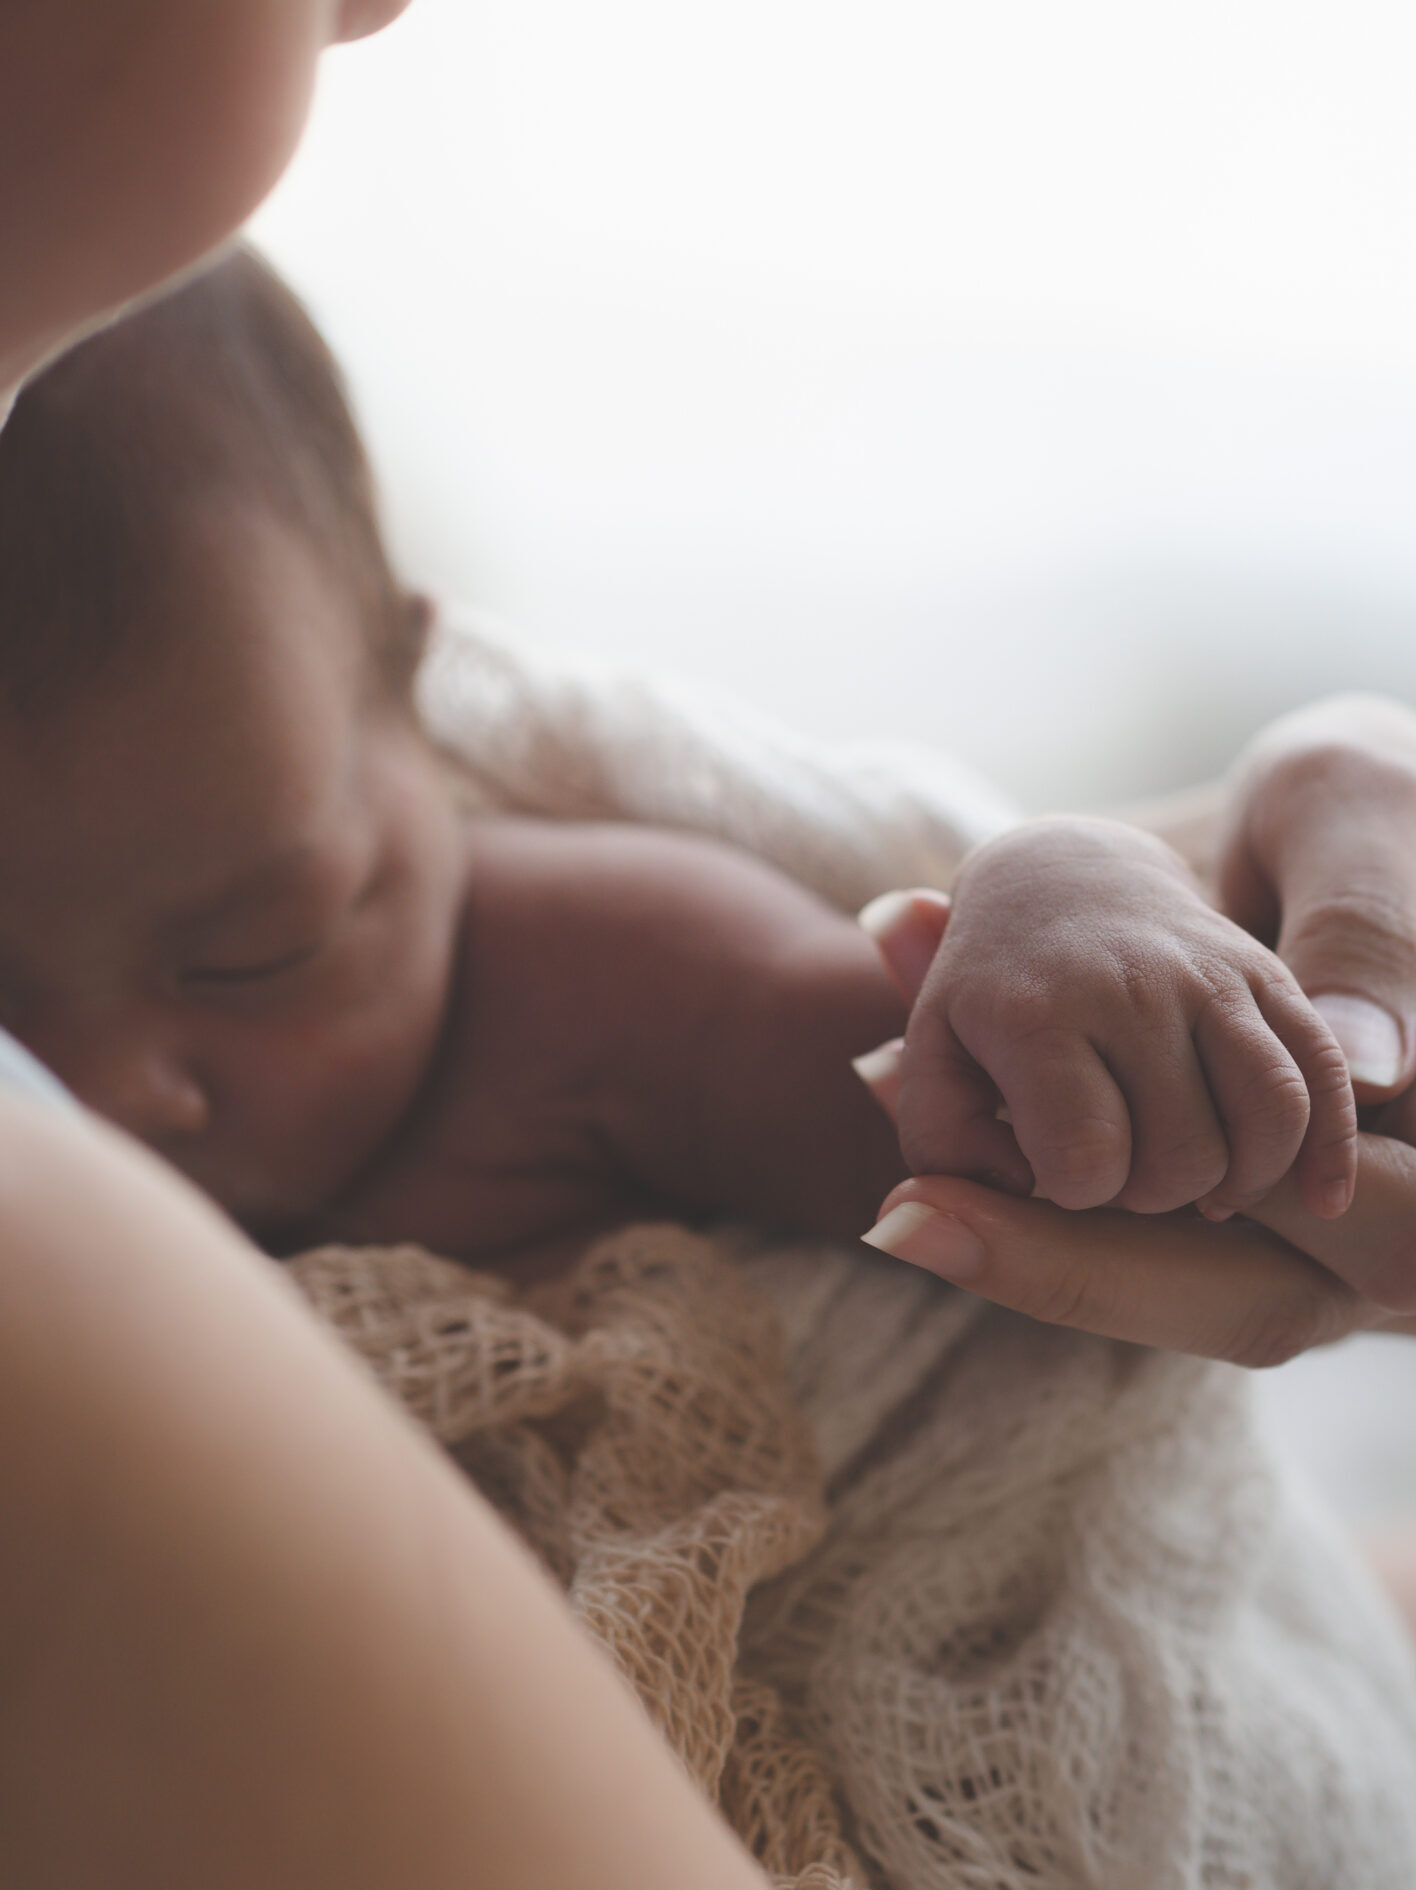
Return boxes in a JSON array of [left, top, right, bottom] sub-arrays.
[[892, 819, 1357, 1219]]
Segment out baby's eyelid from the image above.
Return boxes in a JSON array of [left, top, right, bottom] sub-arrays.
[[183, 940, 324, 987], [179, 867, 380, 989]]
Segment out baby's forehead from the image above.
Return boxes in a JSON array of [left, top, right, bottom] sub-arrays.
[[0, 576, 372, 930], [15, 488, 375, 736]]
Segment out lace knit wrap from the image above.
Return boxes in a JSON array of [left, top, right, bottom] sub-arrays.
[[296, 614, 1416, 1886]]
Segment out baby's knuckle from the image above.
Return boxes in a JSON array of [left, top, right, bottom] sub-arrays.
[[1300, 1034, 1356, 1103], [1239, 954, 1303, 1010], [1106, 950, 1180, 1019], [998, 991, 1072, 1044], [1229, 1058, 1312, 1146], [1033, 1113, 1127, 1170]]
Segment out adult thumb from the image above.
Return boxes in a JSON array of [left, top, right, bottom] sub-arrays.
[[1270, 870, 1416, 1101], [1217, 697, 1416, 1103]]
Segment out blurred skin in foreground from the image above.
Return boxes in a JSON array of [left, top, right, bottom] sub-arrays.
[[0, 1, 408, 411], [0, 7, 772, 1886]]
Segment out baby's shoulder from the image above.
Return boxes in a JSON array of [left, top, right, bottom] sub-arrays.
[[449, 811, 868, 1099], [456, 813, 837, 970]]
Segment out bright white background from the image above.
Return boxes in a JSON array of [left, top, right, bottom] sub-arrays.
[[251, 0, 1416, 1524]]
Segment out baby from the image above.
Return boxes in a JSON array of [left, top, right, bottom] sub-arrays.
[[0, 248, 1356, 1274]]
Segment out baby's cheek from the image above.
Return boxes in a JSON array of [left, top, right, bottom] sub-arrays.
[[218, 1011, 387, 1140]]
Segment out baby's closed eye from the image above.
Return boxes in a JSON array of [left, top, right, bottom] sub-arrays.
[[175, 854, 385, 1000], [182, 939, 328, 986]]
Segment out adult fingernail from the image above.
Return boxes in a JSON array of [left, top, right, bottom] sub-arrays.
[[857, 890, 922, 940], [1311, 993, 1404, 1089], [851, 1038, 903, 1092], [861, 1201, 987, 1281]]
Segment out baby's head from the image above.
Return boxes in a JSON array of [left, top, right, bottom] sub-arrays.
[[0, 248, 466, 1239]]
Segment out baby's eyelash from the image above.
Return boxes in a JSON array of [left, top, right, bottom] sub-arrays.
[[185, 941, 323, 986], [181, 870, 379, 990]]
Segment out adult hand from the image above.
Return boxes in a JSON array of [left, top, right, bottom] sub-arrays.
[[857, 1143, 1416, 1367], [853, 692, 1416, 1363], [1215, 692, 1416, 1100], [852, 898, 1416, 1362]]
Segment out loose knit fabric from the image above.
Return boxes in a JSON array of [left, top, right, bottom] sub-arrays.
[[414, 609, 1016, 906], [291, 1225, 1416, 1889], [340, 610, 1416, 1885], [290, 1229, 865, 1889]]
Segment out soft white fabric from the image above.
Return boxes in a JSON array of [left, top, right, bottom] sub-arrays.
[[736, 1235, 1416, 1889], [417, 608, 1416, 1888], [0, 1023, 80, 1112], [416, 609, 1017, 906]]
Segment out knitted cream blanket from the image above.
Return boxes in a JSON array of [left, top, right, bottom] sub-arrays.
[[303, 614, 1416, 1888]]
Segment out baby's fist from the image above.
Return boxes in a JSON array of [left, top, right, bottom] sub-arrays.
[[879, 820, 1356, 1220]]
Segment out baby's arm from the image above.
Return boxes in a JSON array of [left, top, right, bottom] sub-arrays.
[[449, 819, 912, 1245], [893, 817, 1357, 1220]]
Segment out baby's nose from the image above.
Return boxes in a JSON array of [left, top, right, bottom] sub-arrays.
[[76, 1039, 210, 1142]]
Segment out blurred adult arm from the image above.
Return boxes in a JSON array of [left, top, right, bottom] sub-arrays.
[[0, 1093, 770, 1890]]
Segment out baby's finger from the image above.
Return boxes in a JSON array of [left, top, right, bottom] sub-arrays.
[[895, 1016, 1034, 1196], [1098, 1028, 1230, 1214], [980, 1029, 1132, 1210], [1253, 979, 1358, 1218], [1191, 998, 1314, 1218]]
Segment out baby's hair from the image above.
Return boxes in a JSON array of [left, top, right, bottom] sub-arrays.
[[0, 246, 421, 714]]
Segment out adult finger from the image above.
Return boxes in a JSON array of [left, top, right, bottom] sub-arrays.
[[861, 1176, 1366, 1366], [1244, 1131, 1416, 1316], [851, 1037, 903, 1122], [857, 889, 950, 1003]]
